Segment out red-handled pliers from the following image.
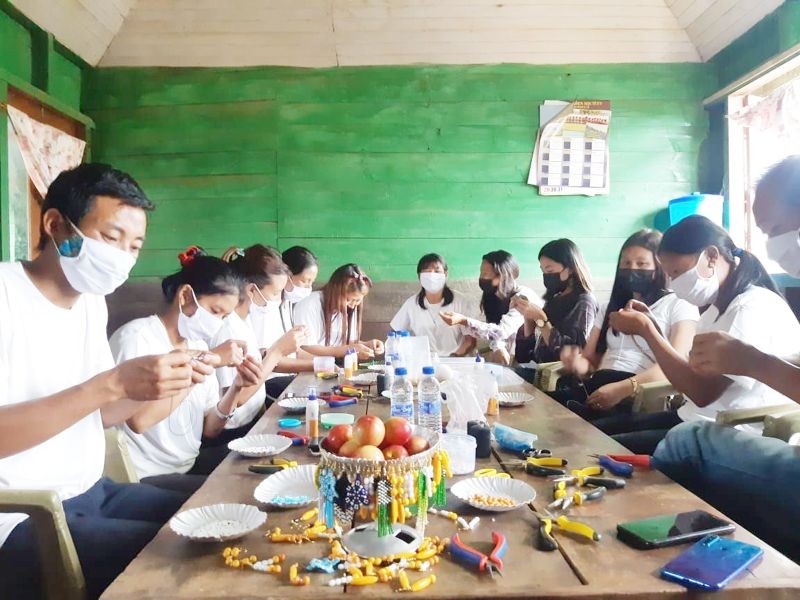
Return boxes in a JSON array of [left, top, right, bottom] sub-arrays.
[[450, 531, 508, 577], [278, 430, 309, 446]]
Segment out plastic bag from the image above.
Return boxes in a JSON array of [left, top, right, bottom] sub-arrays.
[[492, 423, 538, 453], [440, 377, 486, 434]]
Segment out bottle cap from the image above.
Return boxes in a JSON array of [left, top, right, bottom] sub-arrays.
[[400, 331, 410, 337], [387, 331, 396, 337], [422, 366, 435, 375], [395, 367, 408, 376]]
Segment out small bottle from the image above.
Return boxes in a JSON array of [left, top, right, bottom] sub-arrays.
[[417, 366, 443, 433], [395, 330, 411, 369], [305, 387, 320, 446], [344, 348, 355, 379], [486, 369, 500, 416], [383, 355, 394, 391], [385, 331, 397, 362], [390, 367, 415, 422]]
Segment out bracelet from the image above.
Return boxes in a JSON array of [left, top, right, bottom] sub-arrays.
[[629, 377, 640, 397], [214, 402, 236, 421]]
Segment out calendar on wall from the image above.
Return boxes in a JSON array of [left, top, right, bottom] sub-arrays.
[[527, 100, 611, 196]]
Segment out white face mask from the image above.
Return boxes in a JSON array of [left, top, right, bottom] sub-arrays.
[[766, 229, 800, 278], [420, 272, 446, 293], [284, 282, 312, 303], [669, 251, 719, 307], [54, 222, 136, 296], [177, 287, 224, 342], [249, 286, 281, 316]]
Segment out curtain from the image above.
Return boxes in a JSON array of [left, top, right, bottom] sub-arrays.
[[728, 79, 800, 135], [5, 105, 85, 197]]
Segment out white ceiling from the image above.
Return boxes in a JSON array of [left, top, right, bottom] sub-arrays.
[[10, 0, 785, 67]]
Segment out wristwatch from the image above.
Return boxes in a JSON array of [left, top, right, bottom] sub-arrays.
[[535, 318, 549, 328], [213, 402, 236, 421]]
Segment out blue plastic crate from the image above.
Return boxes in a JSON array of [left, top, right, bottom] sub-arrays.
[[668, 193, 724, 226]]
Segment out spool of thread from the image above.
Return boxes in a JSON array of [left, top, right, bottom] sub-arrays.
[[377, 374, 387, 395], [467, 421, 491, 458]]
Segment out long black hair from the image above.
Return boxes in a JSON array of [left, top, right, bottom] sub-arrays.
[[416, 253, 454, 309], [480, 250, 519, 324], [659, 215, 779, 317], [537, 239, 593, 302], [161, 246, 244, 302], [597, 229, 670, 355]]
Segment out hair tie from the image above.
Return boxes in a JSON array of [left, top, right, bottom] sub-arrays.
[[178, 245, 206, 267], [732, 247, 744, 258]]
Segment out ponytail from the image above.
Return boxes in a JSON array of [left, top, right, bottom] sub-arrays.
[[161, 246, 243, 302], [717, 248, 779, 315]]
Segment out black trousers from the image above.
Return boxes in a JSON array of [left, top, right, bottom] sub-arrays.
[[549, 369, 636, 420]]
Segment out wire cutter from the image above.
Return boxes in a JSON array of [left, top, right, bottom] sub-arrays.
[[248, 458, 298, 475], [551, 467, 627, 490], [520, 447, 554, 459], [450, 531, 508, 577], [508, 456, 569, 477], [589, 453, 651, 471], [535, 511, 601, 551], [587, 454, 635, 477], [278, 430, 309, 446], [474, 468, 511, 479]]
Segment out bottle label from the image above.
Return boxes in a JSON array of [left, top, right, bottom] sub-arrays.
[[391, 404, 414, 419], [419, 399, 439, 416]]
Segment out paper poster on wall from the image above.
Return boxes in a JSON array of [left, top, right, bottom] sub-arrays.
[[527, 100, 611, 196]]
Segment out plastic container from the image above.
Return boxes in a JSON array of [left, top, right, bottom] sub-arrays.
[[305, 388, 320, 445], [417, 366, 443, 433], [668, 193, 724, 227], [441, 433, 477, 475], [390, 367, 415, 421], [313, 356, 336, 374]]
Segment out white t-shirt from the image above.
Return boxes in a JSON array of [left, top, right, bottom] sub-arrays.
[[251, 300, 293, 351], [390, 290, 470, 356], [210, 310, 265, 428], [293, 290, 358, 346], [678, 286, 800, 432], [0, 263, 110, 548], [598, 294, 699, 374], [110, 316, 219, 479]]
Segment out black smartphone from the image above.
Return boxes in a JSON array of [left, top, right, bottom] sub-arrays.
[[661, 535, 763, 590], [617, 510, 735, 549]]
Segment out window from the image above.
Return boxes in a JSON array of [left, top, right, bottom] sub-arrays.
[[727, 57, 800, 273]]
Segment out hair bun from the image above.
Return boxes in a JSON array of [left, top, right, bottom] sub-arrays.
[[178, 245, 206, 267]]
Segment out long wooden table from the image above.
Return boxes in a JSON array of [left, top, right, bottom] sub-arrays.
[[102, 371, 800, 599]]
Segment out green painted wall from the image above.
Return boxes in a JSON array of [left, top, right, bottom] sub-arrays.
[[84, 63, 715, 283], [713, 0, 800, 90]]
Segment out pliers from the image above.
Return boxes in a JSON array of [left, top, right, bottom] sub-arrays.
[[474, 468, 511, 479], [331, 385, 363, 398], [588, 454, 639, 477], [450, 531, 508, 577], [521, 448, 554, 459], [278, 430, 309, 446], [552, 467, 627, 490], [508, 456, 569, 477], [248, 458, 298, 475], [535, 511, 601, 551]]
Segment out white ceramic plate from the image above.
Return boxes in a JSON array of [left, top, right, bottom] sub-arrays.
[[277, 396, 309, 414], [381, 390, 392, 399], [227, 433, 292, 458], [253, 464, 319, 508], [169, 503, 266, 542], [496, 392, 533, 407], [348, 373, 378, 385], [367, 364, 386, 372], [450, 477, 536, 512]]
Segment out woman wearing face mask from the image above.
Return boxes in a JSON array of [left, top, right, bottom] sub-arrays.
[[600, 216, 800, 454], [110, 248, 297, 493], [555, 230, 698, 419], [441, 250, 542, 365], [282, 246, 319, 305], [293, 263, 384, 360], [390, 253, 475, 357], [213, 245, 310, 428], [514, 239, 598, 367]]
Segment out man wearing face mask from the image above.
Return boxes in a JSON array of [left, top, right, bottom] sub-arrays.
[[650, 156, 800, 561], [391, 253, 474, 357], [0, 164, 216, 599]]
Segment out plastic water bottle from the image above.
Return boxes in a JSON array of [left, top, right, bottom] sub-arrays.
[[417, 366, 442, 433], [385, 331, 397, 361], [390, 367, 414, 422], [396, 330, 411, 369], [383, 355, 394, 391]]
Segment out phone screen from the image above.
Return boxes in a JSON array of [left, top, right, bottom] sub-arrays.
[[661, 535, 763, 590], [618, 510, 734, 548]]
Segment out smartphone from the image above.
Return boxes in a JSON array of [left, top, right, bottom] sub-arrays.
[[660, 535, 763, 591], [617, 510, 735, 549]]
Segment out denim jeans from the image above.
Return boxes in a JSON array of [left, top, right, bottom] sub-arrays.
[[653, 421, 800, 561], [0, 477, 188, 599]]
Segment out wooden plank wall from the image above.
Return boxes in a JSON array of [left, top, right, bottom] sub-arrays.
[[84, 63, 715, 283]]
